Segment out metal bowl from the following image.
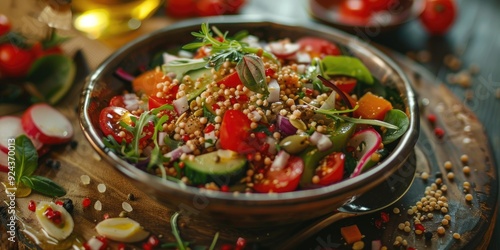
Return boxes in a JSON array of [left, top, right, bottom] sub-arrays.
[[80, 16, 419, 229]]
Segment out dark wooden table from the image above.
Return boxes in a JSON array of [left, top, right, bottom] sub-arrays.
[[241, 0, 500, 249]]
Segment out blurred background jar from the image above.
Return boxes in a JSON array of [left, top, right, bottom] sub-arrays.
[[72, 0, 164, 39]]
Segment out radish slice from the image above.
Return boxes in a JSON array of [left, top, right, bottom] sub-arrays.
[[21, 103, 74, 145], [0, 116, 44, 152], [349, 128, 382, 177], [268, 41, 300, 59]]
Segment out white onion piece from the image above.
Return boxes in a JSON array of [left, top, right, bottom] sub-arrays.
[[349, 128, 382, 177], [320, 90, 337, 110], [217, 149, 238, 159], [162, 52, 179, 65], [249, 110, 262, 122], [295, 51, 312, 64], [296, 64, 307, 74], [265, 136, 278, 155], [204, 130, 217, 148], [123, 93, 139, 111], [178, 50, 194, 58], [268, 42, 300, 58], [173, 96, 189, 115], [241, 35, 261, 48], [309, 131, 332, 151], [163, 145, 192, 161], [158, 132, 168, 146], [270, 150, 290, 171], [267, 79, 280, 103]]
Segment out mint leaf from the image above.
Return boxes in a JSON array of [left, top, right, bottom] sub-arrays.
[[14, 135, 38, 184], [236, 54, 269, 96], [21, 175, 66, 197]]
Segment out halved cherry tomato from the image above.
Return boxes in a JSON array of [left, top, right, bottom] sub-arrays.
[[420, 0, 457, 35], [219, 109, 255, 153], [165, 0, 197, 18], [109, 95, 126, 108], [332, 76, 357, 94], [99, 106, 135, 144], [253, 156, 305, 193], [315, 152, 345, 186], [0, 14, 11, 36], [195, 0, 225, 16], [0, 44, 35, 78], [296, 37, 341, 58], [217, 71, 243, 88]]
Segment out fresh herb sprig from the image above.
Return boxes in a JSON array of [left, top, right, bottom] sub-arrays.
[[13, 135, 66, 197]]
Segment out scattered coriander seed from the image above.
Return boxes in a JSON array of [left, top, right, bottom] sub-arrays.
[[460, 154, 469, 164], [463, 166, 471, 175], [437, 226, 446, 235], [352, 241, 364, 250], [395, 236, 403, 242], [404, 226, 411, 233], [119, 211, 128, 217], [415, 229, 423, 235], [465, 193, 473, 202], [97, 183, 107, 193], [441, 185, 448, 192], [122, 201, 133, 212], [442, 218, 449, 226], [80, 175, 91, 185], [421, 171, 429, 181], [398, 223, 405, 230], [444, 214, 451, 220], [447, 172, 455, 181], [427, 213, 434, 219], [393, 240, 401, 247], [393, 207, 400, 214], [407, 208, 414, 215], [441, 207, 449, 214], [453, 233, 461, 240], [435, 178, 443, 185], [463, 181, 471, 188], [94, 200, 102, 211], [402, 239, 408, 247], [127, 193, 136, 201], [444, 161, 453, 170]]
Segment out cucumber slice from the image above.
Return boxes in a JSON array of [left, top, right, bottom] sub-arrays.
[[183, 68, 213, 101], [183, 150, 247, 186]]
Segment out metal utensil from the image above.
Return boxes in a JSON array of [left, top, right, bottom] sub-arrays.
[[275, 150, 417, 249]]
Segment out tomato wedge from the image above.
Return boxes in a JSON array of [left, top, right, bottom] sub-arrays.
[[253, 156, 305, 193], [217, 71, 243, 88], [315, 152, 345, 186], [219, 109, 255, 153], [332, 76, 357, 94], [297, 37, 341, 58]]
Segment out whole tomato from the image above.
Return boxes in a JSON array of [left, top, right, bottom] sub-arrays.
[[0, 44, 34, 78], [0, 14, 11, 36], [165, 0, 197, 18], [420, 0, 457, 35]]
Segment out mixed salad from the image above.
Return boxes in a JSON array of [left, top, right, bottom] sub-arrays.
[[99, 23, 409, 193]]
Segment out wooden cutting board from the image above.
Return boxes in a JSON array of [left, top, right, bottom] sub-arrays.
[[0, 49, 497, 250]]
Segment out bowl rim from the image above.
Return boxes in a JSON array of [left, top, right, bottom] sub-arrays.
[[80, 15, 419, 205]]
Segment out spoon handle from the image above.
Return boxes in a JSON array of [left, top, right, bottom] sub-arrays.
[[274, 212, 356, 249]]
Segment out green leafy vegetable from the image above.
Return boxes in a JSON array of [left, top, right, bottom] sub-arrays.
[[321, 56, 374, 84], [163, 58, 207, 81], [14, 135, 66, 197], [236, 54, 269, 96], [315, 107, 399, 130], [14, 135, 38, 184], [171, 212, 187, 250], [21, 175, 66, 197], [382, 109, 410, 144]]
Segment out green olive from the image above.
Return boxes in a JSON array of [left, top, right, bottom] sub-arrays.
[[279, 134, 310, 154]]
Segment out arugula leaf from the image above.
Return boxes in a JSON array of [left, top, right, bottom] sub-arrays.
[[236, 54, 269, 96], [382, 109, 409, 144], [21, 175, 66, 197], [321, 56, 374, 84], [14, 135, 38, 184]]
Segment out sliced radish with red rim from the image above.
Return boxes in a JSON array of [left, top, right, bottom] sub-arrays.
[[22, 103, 74, 145], [349, 128, 382, 177], [0, 116, 44, 153]]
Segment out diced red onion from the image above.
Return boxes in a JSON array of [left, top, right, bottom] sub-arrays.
[[163, 145, 192, 161], [267, 79, 280, 103], [115, 68, 135, 82], [277, 115, 297, 136], [270, 150, 290, 171], [309, 131, 332, 151], [173, 96, 189, 115]]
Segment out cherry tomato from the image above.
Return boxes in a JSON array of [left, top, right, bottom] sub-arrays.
[[99, 106, 135, 144], [224, 0, 246, 14], [219, 109, 255, 153], [165, 0, 197, 18], [0, 44, 35, 78], [420, 0, 457, 35], [332, 76, 357, 93], [338, 0, 372, 24], [196, 0, 225, 16], [253, 156, 305, 193], [296, 37, 341, 59], [315, 152, 345, 186], [109, 95, 126, 108], [0, 14, 11, 36], [217, 71, 243, 88], [366, 0, 394, 12]]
